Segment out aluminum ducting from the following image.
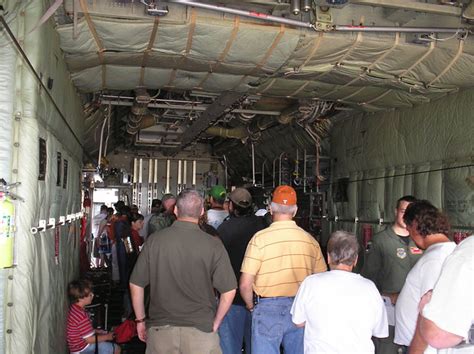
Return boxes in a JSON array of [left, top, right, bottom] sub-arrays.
[[205, 116, 276, 140], [127, 88, 151, 135], [205, 126, 248, 139]]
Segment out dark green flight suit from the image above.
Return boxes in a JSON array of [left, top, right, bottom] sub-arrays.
[[148, 212, 175, 236], [361, 227, 423, 354]]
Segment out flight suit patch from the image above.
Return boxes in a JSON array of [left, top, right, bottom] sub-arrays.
[[396, 248, 407, 259], [410, 247, 423, 255]]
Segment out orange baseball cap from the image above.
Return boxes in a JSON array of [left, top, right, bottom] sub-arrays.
[[272, 185, 297, 206]]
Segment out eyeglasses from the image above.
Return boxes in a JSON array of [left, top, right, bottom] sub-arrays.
[[86, 292, 94, 298]]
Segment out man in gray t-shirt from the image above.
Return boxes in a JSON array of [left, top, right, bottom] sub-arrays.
[[130, 189, 236, 354]]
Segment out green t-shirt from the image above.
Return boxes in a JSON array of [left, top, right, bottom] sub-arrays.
[[130, 220, 237, 332]]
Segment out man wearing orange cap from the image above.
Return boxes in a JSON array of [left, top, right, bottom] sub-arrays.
[[240, 185, 327, 354]]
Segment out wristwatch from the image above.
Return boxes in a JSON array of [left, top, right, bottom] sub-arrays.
[[135, 317, 146, 323]]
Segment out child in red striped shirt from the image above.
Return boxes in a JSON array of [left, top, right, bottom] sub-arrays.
[[66, 279, 120, 354]]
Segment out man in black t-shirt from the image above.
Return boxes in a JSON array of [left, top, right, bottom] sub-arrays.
[[217, 187, 267, 354]]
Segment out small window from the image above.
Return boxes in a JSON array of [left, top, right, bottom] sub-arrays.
[[56, 152, 62, 186], [38, 138, 47, 181], [63, 159, 68, 189]]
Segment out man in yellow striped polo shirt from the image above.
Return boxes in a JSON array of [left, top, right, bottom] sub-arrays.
[[240, 185, 327, 354]]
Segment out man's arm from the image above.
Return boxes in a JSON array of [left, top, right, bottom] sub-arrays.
[[130, 282, 147, 342], [419, 316, 464, 349], [213, 289, 236, 332], [409, 314, 428, 354], [418, 290, 464, 349], [239, 272, 255, 311]]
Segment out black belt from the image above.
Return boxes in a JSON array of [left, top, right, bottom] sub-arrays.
[[256, 295, 295, 302]]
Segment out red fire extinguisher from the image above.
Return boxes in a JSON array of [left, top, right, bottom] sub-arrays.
[[362, 224, 373, 249]]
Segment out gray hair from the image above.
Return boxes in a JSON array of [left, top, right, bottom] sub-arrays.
[[176, 189, 204, 219], [270, 202, 297, 216], [327, 231, 359, 266]]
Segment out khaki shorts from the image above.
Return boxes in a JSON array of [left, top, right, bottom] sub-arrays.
[[146, 325, 222, 354]]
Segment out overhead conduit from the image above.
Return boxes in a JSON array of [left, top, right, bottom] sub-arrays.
[[168, 0, 469, 34]]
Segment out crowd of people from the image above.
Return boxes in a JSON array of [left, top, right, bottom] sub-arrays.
[[68, 186, 473, 354]]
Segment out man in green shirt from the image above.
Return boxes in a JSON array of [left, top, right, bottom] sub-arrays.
[[361, 195, 423, 354], [130, 189, 237, 354]]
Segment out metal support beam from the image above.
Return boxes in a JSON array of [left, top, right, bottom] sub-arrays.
[[170, 92, 246, 154]]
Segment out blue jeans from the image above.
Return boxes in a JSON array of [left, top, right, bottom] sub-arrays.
[[251, 297, 303, 354], [219, 304, 252, 354], [79, 341, 116, 354]]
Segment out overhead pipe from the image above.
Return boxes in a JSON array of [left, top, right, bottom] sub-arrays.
[[101, 96, 281, 116], [334, 25, 467, 34], [168, 0, 313, 28], [168, 0, 468, 34]]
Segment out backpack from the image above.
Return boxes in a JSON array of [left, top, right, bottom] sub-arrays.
[[114, 319, 137, 344]]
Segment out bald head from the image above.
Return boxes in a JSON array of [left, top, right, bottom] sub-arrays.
[[176, 189, 204, 220]]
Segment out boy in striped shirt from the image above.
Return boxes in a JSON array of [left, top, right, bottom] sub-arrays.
[[66, 279, 120, 354]]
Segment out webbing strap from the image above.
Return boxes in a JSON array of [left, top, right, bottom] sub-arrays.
[[79, 0, 107, 88], [167, 8, 197, 88], [196, 16, 241, 89], [234, 24, 286, 90], [429, 39, 464, 86]]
